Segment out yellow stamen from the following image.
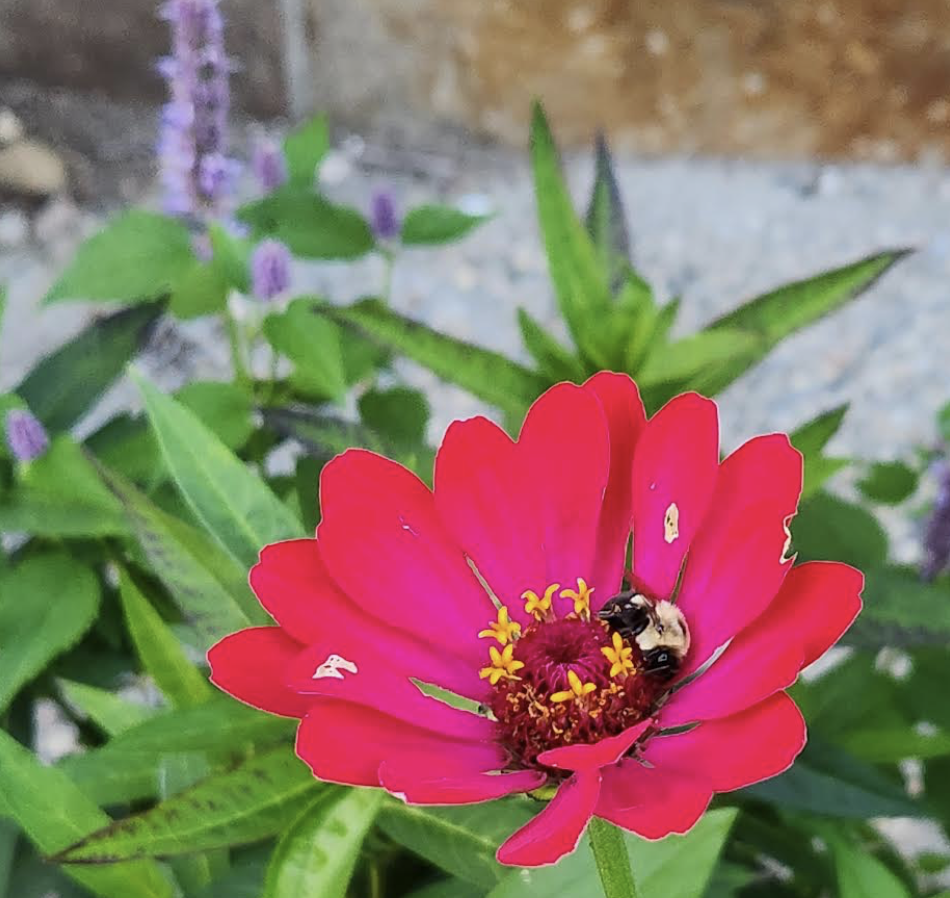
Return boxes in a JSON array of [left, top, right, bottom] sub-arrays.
[[550, 669, 598, 703], [522, 583, 560, 620], [561, 577, 595, 619], [478, 606, 522, 645], [602, 631, 635, 678], [479, 643, 525, 685]]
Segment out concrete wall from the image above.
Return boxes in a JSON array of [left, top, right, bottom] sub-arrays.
[[4, 0, 950, 160]]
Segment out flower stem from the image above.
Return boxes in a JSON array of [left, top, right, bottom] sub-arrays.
[[588, 818, 639, 898], [225, 310, 250, 388]]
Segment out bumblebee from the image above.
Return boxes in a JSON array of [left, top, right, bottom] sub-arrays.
[[597, 591, 690, 680]]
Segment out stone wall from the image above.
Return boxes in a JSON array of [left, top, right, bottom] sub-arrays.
[[4, 0, 950, 160]]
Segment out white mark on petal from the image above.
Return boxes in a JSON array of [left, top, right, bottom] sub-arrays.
[[313, 654, 359, 680], [780, 516, 795, 563], [664, 503, 680, 544]]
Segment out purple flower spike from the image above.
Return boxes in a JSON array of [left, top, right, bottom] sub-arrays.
[[371, 190, 400, 242], [157, 0, 239, 223], [923, 459, 950, 581], [251, 239, 293, 301], [5, 409, 49, 462], [252, 137, 288, 193]]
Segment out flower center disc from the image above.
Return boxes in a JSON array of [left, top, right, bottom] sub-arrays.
[[486, 616, 665, 772]]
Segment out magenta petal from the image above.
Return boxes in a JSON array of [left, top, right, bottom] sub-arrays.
[[379, 765, 547, 805], [295, 698, 505, 788], [318, 450, 495, 663], [583, 373, 647, 605], [496, 770, 602, 867], [597, 774, 713, 840], [631, 393, 719, 600], [537, 719, 653, 771]]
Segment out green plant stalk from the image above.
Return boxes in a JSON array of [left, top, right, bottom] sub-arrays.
[[588, 817, 639, 898], [224, 309, 251, 388]]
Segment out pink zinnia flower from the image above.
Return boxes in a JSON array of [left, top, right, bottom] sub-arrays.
[[209, 374, 862, 867]]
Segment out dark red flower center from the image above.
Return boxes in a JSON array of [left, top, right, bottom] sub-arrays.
[[477, 579, 678, 774]]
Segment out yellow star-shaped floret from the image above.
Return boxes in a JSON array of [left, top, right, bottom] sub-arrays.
[[561, 577, 595, 619], [479, 644, 525, 686], [522, 583, 560, 620], [550, 669, 598, 703], [602, 631, 635, 678], [478, 606, 522, 645]]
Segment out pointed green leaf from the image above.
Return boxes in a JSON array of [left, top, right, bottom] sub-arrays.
[[703, 250, 909, 394], [283, 116, 330, 186], [792, 492, 888, 570], [401, 205, 488, 246], [168, 257, 229, 319], [358, 386, 430, 447], [0, 730, 173, 898], [44, 211, 192, 305], [263, 787, 383, 898], [58, 680, 156, 737], [99, 466, 261, 647], [585, 133, 631, 293], [133, 372, 304, 570], [16, 301, 163, 432], [857, 461, 918, 505], [321, 298, 548, 420], [263, 298, 347, 402], [238, 190, 373, 260], [638, 328, 760, 388], [839, 725, 950, 763], [790, 404, 848, 458], [0, 553, 101, 714], [118, 568, 213, 708], [377, 800, 535, 888], [834, 840, 912, 898], [56, 749, 317, 863], [0, 437, 129, 537], [530, 103, 613, 367], [516, 308, 586, 382]]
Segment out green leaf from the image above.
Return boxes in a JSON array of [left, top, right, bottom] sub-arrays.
[[56, 749, 317, 863], [134, 372, 304, 570], [168, 257, 230, 319], [175, 381, 255, 451], [585, 133, 631, 293], [401, 205, 488, 246], [790, 404, 848, 458], [99, 466, 261, 647], [45, 211, 193, 304], [857, 461, 918, 505], [377, 799, 535, 888], [283, 116, 330, 186], [529, 103, 613, 367], [209, 223, 252, 292], [16, 301, 163, 432], [486, 809, 737, 898], [516, 308, 586, 382], [834, 840, 912, 898], [743, 737, 921, 818], [239, 190, 374, 260], [58, 679, 156, 737], [844, 566, 950, 649], [403, 880, 484, 898], [0, 553, 101, 714], [321, 298, 548, 420], [0, 437, 129, 537], [263, 787, 383, 898], [0, 730, 173, 898], [791, 492, 888, 569], [938, 400, 950, 443], [839, 726, 950, 763], [702, 250, 909, 394], [358, 386, 430, 447], [264, 407, 384, 458], [263, 298, 347, 402], [118, 568, 213, 708], [638, 328, 760, 389]]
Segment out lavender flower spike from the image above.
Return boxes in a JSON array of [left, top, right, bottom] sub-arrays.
[[922, 459, 950, 581], [157, 0, 239, 222], [252, 137, 288, 193], [5, 409, 49, 462], [371, 190, 400, 242], [251, 239, 293, 301]]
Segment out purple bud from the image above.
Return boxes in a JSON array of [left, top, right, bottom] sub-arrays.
[[251, 239, 293, 301], [922, 460, 950, 581], [5, 409, 49, 462], [252, 138, 288, 193], [370, 190, 400, 242]]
